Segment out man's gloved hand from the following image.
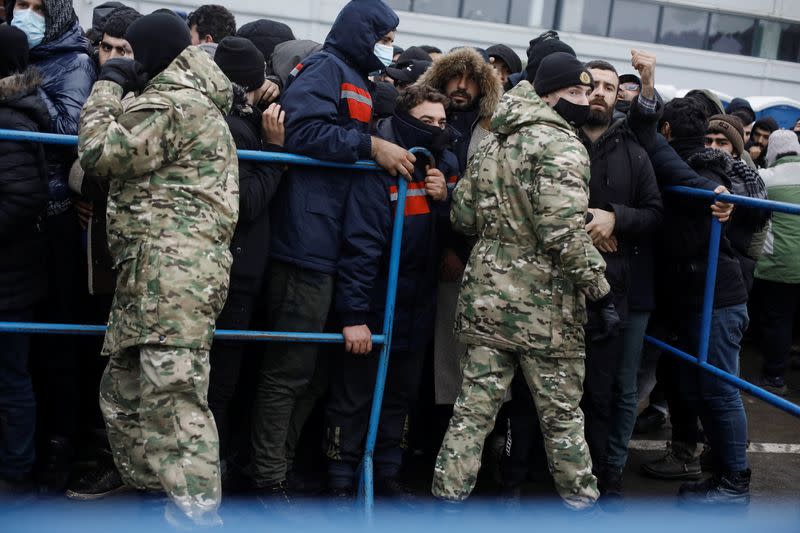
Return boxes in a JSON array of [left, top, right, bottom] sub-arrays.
[[587, 292, 621, 342], [98, 58, 148, 94]]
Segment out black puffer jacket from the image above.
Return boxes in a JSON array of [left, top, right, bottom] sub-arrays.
[[0, 69, 50, 310], [29, 22, 96, 216], [582, 119, 663, 315], [225, 87, 284, 295]]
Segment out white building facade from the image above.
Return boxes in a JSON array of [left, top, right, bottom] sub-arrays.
[[75, 0, 800, 99]]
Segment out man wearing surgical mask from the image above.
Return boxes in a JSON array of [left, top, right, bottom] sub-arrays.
[[251, 0, 415, 508], [6, 0, 96, 493]]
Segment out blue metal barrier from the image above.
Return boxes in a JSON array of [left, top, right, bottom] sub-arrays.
[[1, 127, 799, 513], [646, 186, 800, 418], [0, 127, 431, 516]]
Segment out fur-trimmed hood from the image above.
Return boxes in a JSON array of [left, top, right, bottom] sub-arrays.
[[415, 47, 502, 121], [0, 69, 42, 101], [0, 68, 50, 131], [686, 146, 733, 176]]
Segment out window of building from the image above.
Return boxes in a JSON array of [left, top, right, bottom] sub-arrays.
[[409, 0, 460, 18], [757, 20, 800, 62], [462, 0, 509, 24], [659, 6, 708, 49], [707, 13, 757, 55], [509, 0, 557, 29], [383, 0, 411, 11], [608, 0, 659, 43], [557, 0, 611, 37]]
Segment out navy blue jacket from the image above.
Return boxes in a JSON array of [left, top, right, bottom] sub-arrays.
[[336, 118, 459, 353], [29, 22, 96, 210], [269, 0, 398, 274]]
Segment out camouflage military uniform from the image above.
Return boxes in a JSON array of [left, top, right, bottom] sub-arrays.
[[78, 46, 238, 519], [432, 81, 610, 510]]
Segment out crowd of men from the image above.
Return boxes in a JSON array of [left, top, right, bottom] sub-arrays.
[[1, 0, 799, 526]]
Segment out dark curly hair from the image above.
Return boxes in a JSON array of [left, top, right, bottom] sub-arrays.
[[187, 4, 235, 43], [660, 97, 708, 139], [396, 84, 449, 116], [103, 7, 141, 39]]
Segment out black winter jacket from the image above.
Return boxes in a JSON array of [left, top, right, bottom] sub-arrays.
[[665, 142, 748, 311], [225, 89, 284, 295], [582, 119, 663, 314], [0, 69, 50, 311], [336, 117, 460, 353]]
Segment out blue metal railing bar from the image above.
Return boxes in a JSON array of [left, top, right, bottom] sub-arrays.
[[646, 336, 800, 418], [0, 129, 381, 170], [667, 185, 800, 216], [0, 322, 387, 344]]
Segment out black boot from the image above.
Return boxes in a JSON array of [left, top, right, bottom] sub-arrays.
[[678, 469, 751, 506], [65, 457, 128, 501], [256, 481, 293, 511]]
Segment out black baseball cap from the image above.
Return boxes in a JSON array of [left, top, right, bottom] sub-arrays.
[[386, 59, 432, 85]]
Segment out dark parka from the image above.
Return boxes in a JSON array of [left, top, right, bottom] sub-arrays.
[[225, 87, 283, 297], [269, 0, 399, 274], [29, 22, 96, 212], [582, 119, 663, 315], [665, 143, 748, 311], [336, 117, 460, 353], [0, 69, 50, 310]]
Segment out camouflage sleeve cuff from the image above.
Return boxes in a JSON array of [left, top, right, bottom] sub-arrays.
[[584, 277, 611, 302], [93, 80, 125, 99]]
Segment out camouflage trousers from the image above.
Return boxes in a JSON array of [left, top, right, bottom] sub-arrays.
[[99, 345, 221, 519], [432, 345, 599, 509]]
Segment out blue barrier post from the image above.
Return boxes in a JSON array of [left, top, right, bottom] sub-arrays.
[[358, 148, 431, 517], [697, 217, 722, 364]]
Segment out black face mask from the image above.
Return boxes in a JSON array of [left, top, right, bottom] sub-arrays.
[[553, 98, 590, 128], [392, 111, 452, 156], [615, 99, 632, 115]]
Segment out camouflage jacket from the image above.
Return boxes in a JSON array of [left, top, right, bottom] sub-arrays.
[[452, 81, 610, 357], [78, 46, 239, 354]]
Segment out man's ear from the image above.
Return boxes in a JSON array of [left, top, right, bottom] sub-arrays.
[[202, 34, 214, 44]]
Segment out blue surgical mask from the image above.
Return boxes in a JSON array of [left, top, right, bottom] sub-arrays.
[[373, 42, 393, 69], [11, 8, 46, 49]]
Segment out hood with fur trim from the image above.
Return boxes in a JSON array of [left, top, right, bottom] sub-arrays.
[[0, 68, 50, 131], [415, 47, 502, 121]]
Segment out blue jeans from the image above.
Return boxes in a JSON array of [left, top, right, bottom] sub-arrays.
[[606, 311, 650, 469], [0, 308, 36, 481], [680, 304, 749, 473]]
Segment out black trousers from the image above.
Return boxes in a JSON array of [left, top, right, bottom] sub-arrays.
[[499, 372, 549, 488], [581, 332, 625, 470], [753, 278, 800, 379], [208, 287, 256, 459], [324, 348, 425, 488]]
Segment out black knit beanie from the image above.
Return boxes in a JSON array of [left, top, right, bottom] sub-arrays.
[[125, 13, 191, 79], [236, 19, 295, 62], [0, 25, 29, 77], [486, 44, 522, 74], [534, 52, 593, 97], [214, 36, 266, 92], [525, 31, 576, 82]]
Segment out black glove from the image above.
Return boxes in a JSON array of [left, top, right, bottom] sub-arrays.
[[587, 292, 621, 342], [98, 58, 149, 94]]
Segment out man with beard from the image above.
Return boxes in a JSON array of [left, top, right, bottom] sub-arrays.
[[432, 51, 618, 512], [579, 59, 662, 500], [415, 46, 502, 421]]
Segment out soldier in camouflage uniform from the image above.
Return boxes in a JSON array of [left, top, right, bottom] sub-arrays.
[[432, 52, 620, 510], [77, 14, 238, 524]]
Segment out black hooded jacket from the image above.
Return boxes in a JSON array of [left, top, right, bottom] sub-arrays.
[[0, 69, 50, 310], [663, 142, 748, 311]]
